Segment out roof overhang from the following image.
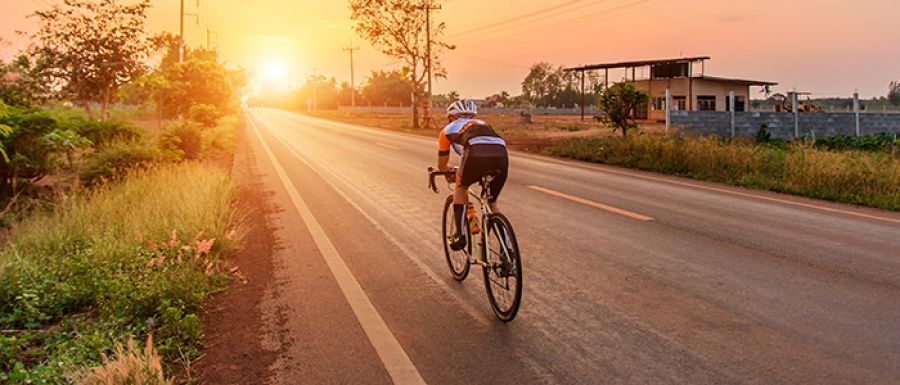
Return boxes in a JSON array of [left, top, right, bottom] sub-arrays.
[[564, 56, 711, 72], [696, 75, 778, 87]]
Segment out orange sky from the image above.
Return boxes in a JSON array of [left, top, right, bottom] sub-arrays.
[[2, 0, 899, 98]]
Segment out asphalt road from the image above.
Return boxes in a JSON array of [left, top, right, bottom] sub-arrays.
[[243, 107, 900, 385]]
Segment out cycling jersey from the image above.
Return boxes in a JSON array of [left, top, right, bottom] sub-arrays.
[[438, 118, 507, 156]]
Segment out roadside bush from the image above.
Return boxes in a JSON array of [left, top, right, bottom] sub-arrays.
[[70, 118, 143, 148], [204, 114, 239, 154], [73, 336, 172, 385], [160, 121, 203, 160], [0, 107, 65, 195], [80, 141, 160, 186], [812, 133, 898, 153], [0, 164, 239, 382], [188, 103, 220, 128]]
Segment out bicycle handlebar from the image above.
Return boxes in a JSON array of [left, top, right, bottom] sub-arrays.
[[427, 167, 457, 194]]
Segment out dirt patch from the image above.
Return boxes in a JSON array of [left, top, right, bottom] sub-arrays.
[[194, 122, 278, 385]]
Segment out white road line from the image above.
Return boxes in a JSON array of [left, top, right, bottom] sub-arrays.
[[520, 154, 900, 225], [376, 142, 401, 150], [249, 115, 427, 385], [262, 115, 493, 327], [528, 185, 655, 222]]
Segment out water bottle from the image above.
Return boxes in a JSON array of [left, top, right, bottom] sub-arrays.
[[467, 203, 480, 234]]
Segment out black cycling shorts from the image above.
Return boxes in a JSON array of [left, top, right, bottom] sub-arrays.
[[459, 144, 508, 203]]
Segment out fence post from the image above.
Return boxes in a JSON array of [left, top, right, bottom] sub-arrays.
[[729, 91, 736, 138], [792, 92, 799, 138], [854, 91, 860, 137], [665, 88, 671, 135]]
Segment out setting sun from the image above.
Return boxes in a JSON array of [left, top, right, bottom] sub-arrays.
[[263, 61, 287, 83]]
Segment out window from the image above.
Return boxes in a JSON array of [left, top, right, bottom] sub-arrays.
[[672, 96, 686, 111], [652, 97, 666, 110], [634, 103, 649, 119], [698, 96, 716, 111], [724, 95, 747, 112]]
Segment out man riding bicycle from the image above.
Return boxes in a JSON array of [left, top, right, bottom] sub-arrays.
[[437, 100, 509, 251]]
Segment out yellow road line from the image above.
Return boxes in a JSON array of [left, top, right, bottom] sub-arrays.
[[376, 142, 400, 150], [249, 113, 427, 385], [528, 185, 655, 222]]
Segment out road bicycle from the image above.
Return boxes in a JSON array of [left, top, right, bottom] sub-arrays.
[[428, 167, 523, 322]]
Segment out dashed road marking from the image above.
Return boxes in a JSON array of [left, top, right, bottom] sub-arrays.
[[528, 185, 655, 222], [376, 142, 401, 150]]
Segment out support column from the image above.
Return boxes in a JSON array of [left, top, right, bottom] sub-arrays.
[[665, 88, 672, 135], [854, 91, 860, 136], [793, 92, 799, 138], [580, 70, 585, 121], [729, 91, 736, 138]]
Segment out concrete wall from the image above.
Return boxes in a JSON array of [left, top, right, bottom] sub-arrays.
[[337, 106, 600, 116], [670, 111, 900, 138]]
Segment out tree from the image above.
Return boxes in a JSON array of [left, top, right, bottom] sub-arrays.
[[522, 62, 557, 106], [28, 0, 151, 120], [522, 62, 590, 108], [596, 82, 649, 139], [0, 55, 46, 108], [360, 70, 414, 107], [889, 81, 900, 106], [156, 59, 233, 118], [350, 0, 454, 128]]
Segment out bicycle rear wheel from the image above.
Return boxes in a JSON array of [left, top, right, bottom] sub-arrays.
[[442, 196, 470, 281], [482, 213, 522, 322]]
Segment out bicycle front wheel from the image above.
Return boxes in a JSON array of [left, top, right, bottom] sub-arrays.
[[442, 195, 470, 281], [482, 213, 522, 322]]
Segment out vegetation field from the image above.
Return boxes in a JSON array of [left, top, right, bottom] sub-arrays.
[[544, 134, 900, 211], [0, 163, 240, 383]]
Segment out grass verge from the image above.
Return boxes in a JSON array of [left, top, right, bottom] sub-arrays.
[[0, 163, 240, 383], [544, 134, 900, 211]]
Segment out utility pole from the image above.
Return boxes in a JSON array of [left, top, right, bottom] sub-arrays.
[[179, 0, 199, 63], [179, 0, 184, 62], [342, 45, 359, 107], [310, 68, 319, 112], [424, 1, 441, 127], [206, 29, 218, 50]]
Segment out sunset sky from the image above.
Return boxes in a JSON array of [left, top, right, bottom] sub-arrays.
[[2, 0, 898, 98]]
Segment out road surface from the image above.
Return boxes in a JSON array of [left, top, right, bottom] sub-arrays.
[[240, 108, 900, 385]]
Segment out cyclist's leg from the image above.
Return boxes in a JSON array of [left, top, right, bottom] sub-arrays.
[[487, 148, 509, 214], [448, 152, 473, 250]]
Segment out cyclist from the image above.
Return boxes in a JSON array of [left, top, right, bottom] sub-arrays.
[[437, 99, 508, 251]]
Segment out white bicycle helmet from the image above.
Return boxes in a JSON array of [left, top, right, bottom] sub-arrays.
[[447, 99, 478, 117]]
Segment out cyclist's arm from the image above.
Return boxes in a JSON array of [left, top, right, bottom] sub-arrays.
[[437, 130, 452, 173]]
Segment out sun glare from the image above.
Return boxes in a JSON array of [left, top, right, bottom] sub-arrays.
[[263, 62, 287, 83]]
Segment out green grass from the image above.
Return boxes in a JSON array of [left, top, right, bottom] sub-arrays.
[[544, 134, 900, 211], [0, 163, 240, 383]]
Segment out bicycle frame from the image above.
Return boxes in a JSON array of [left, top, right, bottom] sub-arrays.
[[428, 167, 508, 270]]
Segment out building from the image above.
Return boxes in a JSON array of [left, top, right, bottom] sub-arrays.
[[565, 57, 777, 121]]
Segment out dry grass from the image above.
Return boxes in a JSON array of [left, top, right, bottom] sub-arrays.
[[73, 336, 172, 385], [545, 134, 900, 211]]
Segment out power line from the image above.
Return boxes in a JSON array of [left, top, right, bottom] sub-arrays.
[[462, 0, 648, 46], [446, 0, 591, 39], [446, 52, 530, 70], [460, 0, 658, 48]]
